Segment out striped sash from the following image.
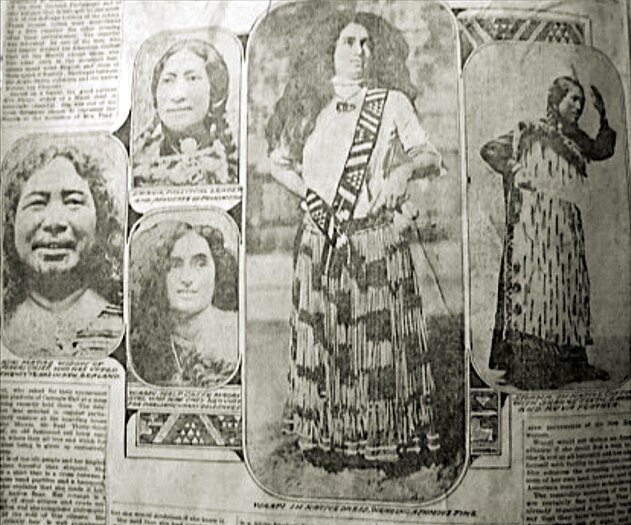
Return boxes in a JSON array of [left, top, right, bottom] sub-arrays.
[[315, 88, 389, 271]]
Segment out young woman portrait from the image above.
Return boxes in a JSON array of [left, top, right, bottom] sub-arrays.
[[265, 8, 444, 462], [129, 217, 238, 387], [246, 1, 464, 503]]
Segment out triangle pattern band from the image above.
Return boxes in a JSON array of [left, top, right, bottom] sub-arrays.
[[321, 88, 389, 272]]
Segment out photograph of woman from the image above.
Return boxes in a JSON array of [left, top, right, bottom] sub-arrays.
[[129, 212, 238, 388], [246, 1, 464, 502], [481, 76, 615, 390], [2, 134, 126, 359], [268, 10, 444, 463], [132, 33, 239, 187], [467, 44, 631, 392]]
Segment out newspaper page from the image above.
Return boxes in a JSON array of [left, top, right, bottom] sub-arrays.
[[1, 1, 630, 524]]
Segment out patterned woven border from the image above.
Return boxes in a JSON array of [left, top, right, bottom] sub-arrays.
[[137, 412, 242, 448], [470, 388, 501, 455], [455, 9, 592, 66]]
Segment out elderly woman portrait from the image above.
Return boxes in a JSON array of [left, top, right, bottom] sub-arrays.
[[2, 142, 124, 357], [132, 37, 238, 187], [479, 75, 616, 390], [129, 219, 238, 387]]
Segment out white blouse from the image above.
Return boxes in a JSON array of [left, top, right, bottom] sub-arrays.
[[271, 87, 441, 218]]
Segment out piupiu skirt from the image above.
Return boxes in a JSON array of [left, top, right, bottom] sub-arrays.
[[286, 213, 439, 462]]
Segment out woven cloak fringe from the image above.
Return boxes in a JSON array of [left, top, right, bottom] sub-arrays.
[[286, 215, 439, 461]]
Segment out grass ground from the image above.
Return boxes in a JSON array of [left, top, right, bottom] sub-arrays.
[[244, 313, 465, 502]]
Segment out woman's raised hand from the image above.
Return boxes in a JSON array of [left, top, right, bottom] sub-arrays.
[[591, 85, 606, 119]]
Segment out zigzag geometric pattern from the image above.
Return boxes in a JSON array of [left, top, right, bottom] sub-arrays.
[[137, 412, 242, 448], [331, 88, 388, 227], [456, 10, 590, 66], [317, 88, 388, 271]]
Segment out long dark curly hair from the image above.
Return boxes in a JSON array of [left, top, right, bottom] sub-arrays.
[[2, 145, 123, 319], [265, 10, 417, 161], [135, 38, 238, 179], [129, 220, 238, 384]]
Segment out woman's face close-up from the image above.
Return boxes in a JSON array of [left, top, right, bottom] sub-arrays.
[[333, 22, 371, 81], [15, 156, 97, 277], [156, 49, 211, 133], [166, 230, 215, 316], [557, 85, 584, 125]]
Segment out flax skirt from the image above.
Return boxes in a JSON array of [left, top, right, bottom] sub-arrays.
[[285, 214, 440, 463]]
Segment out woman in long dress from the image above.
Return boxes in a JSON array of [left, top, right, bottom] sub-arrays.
[[480, 76, 616, 390], [266, 11, 444, 463]]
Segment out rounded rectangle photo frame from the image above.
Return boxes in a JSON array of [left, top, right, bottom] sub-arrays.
[[130, 27, 243, 214], [465, 42, 631, 393], [243, 0, 468, 505], [126, 206, 240, 390], [1, 132, 127, 360]]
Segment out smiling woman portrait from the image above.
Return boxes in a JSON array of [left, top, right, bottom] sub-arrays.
[[2, 138, 124, 357], [129, 217, 238, 387], [132, 36, 238, 187]]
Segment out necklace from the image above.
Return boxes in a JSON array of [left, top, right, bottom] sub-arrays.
[[334, 90, 363, 113], [336, 100, 357, 112], [332, 77, 364, 112], [170, 335, 185, 384]]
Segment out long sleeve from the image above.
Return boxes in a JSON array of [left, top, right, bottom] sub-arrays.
[[571, 118, 616, 161], [480, 131, 516, 177], [391, 91, 442, 179]]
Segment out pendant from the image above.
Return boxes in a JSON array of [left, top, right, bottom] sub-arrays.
[[179, 137, 199, 154], [336, 101, 356, 113]]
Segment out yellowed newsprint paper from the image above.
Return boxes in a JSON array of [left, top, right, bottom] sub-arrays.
[[1, 1, 630, 524]]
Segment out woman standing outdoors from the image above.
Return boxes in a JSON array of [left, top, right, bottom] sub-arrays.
[[480, 75, 616, 390], [266, 11, 444, 464]]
